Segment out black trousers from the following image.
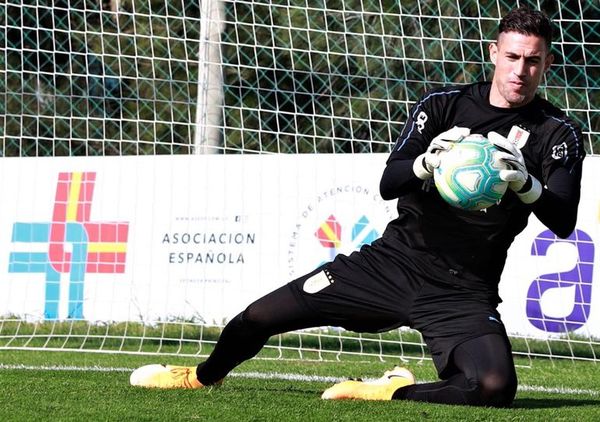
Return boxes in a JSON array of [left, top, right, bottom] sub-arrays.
[[196, 277, 517, 407]]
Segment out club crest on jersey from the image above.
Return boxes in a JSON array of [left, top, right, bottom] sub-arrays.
[[551, 142, 568, 160], [507, 125, 530, 149]]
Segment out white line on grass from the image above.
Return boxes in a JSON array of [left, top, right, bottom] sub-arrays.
[[0, 363, 133, 372], [1, 363, 598, 397]]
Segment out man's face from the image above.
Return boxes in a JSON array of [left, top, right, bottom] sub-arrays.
[[489, 31, 553, 108]]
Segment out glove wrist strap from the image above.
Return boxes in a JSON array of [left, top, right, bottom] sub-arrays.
[[516, 175, 532, 193], [516, 176, 542, 204], [413, 155, 433, 180]]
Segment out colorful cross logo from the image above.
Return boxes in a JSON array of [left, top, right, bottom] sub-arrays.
[[8, 172, 129, 320]]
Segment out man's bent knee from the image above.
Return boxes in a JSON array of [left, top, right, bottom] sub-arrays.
[[475, 371, 517, 407]]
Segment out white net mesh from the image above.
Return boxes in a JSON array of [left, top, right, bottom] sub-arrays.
[[1, 0, 599, 364]]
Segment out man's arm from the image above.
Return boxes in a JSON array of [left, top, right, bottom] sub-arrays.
[[531, 160, 584, 238], [379, 90, 441, 200], [380, 86, 472, 201], [490, 130, 585, 239], [379, 126, 472, 200], [379, 159, 423, 200]]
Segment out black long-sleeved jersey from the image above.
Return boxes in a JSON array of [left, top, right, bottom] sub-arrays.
[[379, 82, 585, 293]]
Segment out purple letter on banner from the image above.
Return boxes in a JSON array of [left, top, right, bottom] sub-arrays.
[[526, 229, 594, 333]]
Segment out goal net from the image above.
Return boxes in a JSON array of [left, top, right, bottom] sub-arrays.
[[1, 0, 599, 365]]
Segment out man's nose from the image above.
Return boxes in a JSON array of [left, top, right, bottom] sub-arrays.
[[513, 58, 527, 76]]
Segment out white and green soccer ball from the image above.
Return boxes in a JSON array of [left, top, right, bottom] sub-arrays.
[[433, 134, 508, 211]]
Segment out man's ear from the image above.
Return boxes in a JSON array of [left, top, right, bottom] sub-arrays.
[[544, 53, 554, 72], [489, 42, 498, 65]]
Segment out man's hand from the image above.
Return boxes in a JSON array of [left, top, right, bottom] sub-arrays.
[[413, 126, 471, 180], [488, 131, 542, 204]]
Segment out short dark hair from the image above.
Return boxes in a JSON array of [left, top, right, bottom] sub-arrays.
[[498, 7, 553, 50]]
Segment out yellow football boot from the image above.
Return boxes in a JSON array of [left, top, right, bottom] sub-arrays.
[[321, 366, 415, 400], [130, 364, 204, 389]]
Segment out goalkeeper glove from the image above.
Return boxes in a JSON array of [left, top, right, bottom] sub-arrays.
[[488, 131, 542, 204], [413, 126, 471, 180]]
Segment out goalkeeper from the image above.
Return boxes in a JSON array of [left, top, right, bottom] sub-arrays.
[[131, 7, 585, 407]]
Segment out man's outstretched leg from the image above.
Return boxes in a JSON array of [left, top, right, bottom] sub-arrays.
[[130, 259, 412, 390], [130, 279, 327, 389]]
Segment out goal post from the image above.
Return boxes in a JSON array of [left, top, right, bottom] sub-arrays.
[[1, 0, 599, 365], [195, 0, 225, 154]]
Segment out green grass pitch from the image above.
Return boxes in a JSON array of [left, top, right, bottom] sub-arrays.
[[1, 350, 598, 421]]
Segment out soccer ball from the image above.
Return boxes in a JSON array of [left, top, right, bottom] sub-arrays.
[[433, 134, 508, 211]]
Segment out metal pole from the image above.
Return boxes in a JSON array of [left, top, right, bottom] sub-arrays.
[[194, 0, 225, 154]]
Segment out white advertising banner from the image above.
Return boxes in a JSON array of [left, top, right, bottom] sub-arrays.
[[0, 155, 598, 340]]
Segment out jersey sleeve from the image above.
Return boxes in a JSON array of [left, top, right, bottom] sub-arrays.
[[379, 90, 448, 199], [386, 90, 447, 163], [539, 116, 586, 183], [380, 88, 461, 199], [532, 115, 586, 238]]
